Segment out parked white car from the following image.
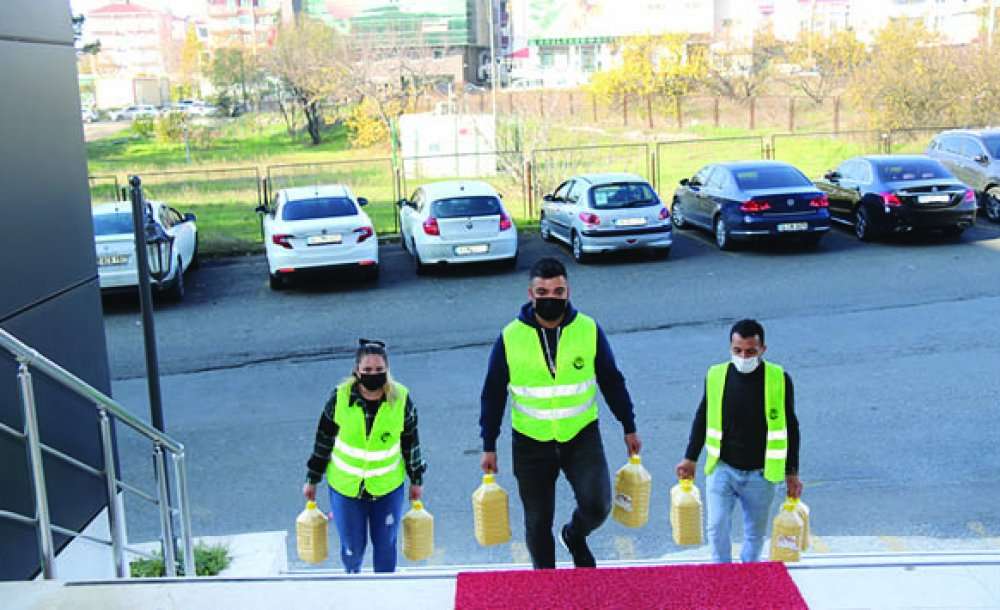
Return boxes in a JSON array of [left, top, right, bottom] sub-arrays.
[[398, 180, 518, 274], [92, 201, 198, 300], [109, 104, 159, 121], [261, 185, 379, 289]]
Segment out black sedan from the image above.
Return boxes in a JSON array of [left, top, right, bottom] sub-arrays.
[[671, 161, 831, 250], [814, 155, 976, 241]]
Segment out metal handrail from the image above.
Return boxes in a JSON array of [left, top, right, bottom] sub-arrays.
[[0, 326, 196, 580]]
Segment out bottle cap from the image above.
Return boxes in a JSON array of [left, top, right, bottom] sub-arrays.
[[629, 455, 641, 465], [680, 478, 694, 491], [306, 500, 317, 510], [483, 473, 495, 484], [412, 500, 424, 510]]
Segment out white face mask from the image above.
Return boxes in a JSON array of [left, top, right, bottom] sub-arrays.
[[732, 354, 761, 374]]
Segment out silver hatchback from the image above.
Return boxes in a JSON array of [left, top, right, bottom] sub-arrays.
[[540, 173, 673, 262]]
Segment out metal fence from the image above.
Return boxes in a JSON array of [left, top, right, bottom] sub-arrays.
[[653, 136, 766, 194], [88, 175, 121, 203], [529, 144, 651, 217], [399, 150, 529, 220], [265, 158, 398, 234], [770, 130, 890, 179]]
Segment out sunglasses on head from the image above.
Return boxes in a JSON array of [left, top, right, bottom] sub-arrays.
[[358, 338, 386, 350]]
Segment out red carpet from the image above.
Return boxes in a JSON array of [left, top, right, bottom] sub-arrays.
[[454, 562, 808, 610]]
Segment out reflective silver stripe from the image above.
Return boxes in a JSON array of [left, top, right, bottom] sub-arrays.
[[509, 379, 596, 399], [331, 454, 401, 478], [765, 449, 788, 460], [706, 445, 721, 458], [767, 430, 788, 441], [706, 428, 723, 441], [512, 399, 595, 421], [334, 438, 400, 462]]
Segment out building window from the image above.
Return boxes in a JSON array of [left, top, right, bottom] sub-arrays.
[[580, 46, 596, 72], [540, 48, 554, 68]]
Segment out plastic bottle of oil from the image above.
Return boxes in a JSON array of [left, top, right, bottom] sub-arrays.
[[669, 478, 704, 545], [402, 500, 434, 561], [769, 499, 805, 562], [792, 497, 811, 550], [612, 455, 652, 528], [296, 500, 328, 564], [472, 473, 511, 546]]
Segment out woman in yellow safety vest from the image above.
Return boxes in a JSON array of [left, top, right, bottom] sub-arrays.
[[302, 339, 427, 573]]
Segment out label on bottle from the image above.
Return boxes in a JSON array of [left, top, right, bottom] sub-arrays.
[[614, 492, 633, 512], [776, 535, 799, 551]]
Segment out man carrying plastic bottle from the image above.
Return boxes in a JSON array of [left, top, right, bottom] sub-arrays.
[[676, 319, 802, 563], [480, 257, 641, 569]]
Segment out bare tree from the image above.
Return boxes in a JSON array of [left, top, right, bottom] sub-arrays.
[[706, 28, 783, 99], [266, 18, 350, 145]]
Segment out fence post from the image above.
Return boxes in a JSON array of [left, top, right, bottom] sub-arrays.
[[524, 158, 534, 218], [833, 97, 841, 134], [479, 94, 485, 113], [623, 95, 629, 126], [539, 90, 545, 118], [646, 95, 653, 130], [568, 92, 574, 117], [507, 91, 513, 114], [592, 93, 598, 122], [749, 97, 756, 130], [676, 96, 683, 130], [788, 97, 795, 132], [714, 97, 720, 128], [650, 148, 658, 192]]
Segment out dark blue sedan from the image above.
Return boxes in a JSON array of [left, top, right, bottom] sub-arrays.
[[670, 161, 831, 250]]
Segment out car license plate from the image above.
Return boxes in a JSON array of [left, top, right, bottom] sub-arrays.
[[455, 244, 489, 256], [777, 222, 809, 232], [918, 194, 950, 204], [98, 255, 129, 266], [307, 234, 342, 245], [615, 217, 647, 227]]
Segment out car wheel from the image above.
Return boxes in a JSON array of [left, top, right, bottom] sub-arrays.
[[166, 257, 185, 301], [714, 216, 732, 251], [942, 226, 965, 241], [364, 264, 380, 282], [189, 235, 200, 270], [505, 253, 518, 270], [986, 187, 1000, 223], [650, 247, 671, 260], [855, 206, 875, 241], [572, 232, 588, 263], [268, 272, 286, 291], [412, 239, 427, 275], [540, 216, 552, 241], [671, 199, 688, 229]]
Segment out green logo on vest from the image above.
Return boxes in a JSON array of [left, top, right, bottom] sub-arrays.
[[768, 407, 779, 421], [573, 356, 585, 370], [380, 431, 391, 443]]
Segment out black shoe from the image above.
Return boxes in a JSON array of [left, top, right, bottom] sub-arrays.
[[559, 524, 596, 568]]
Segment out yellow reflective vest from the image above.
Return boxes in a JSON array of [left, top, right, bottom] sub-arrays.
[[503, 314, 598, 442]]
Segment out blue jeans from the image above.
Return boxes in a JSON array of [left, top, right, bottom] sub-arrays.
[[327, 484, 405, 573], [706, 462, 777, 563]]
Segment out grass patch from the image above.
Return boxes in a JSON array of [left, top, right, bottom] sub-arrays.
[[129, 542, 231, 578]]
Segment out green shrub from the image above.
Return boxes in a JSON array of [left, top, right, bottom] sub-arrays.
[[155, 111, 191, 144], [132, 117, 155, 138], [129, 542, 232, 577]]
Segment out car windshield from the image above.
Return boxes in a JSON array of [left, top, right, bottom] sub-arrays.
[[92, 212, 134, 236], [878, 160, 952, 182], [282, 197, 357, 221], [590, 182, 657, 209], [981, 136, 1000, 158], [431, 196, 502, 218], [734, 166, 812, 190]]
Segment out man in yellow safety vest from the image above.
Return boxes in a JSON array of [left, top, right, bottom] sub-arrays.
[[480, 257, 642, 569], [676, 319, 802, 563]]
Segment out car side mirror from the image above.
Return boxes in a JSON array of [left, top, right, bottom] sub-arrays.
[[357, 197, 369, 207], [543, 194, 554, 202], [184, 212, 196, 223], [396, 198, 407, 208], [824, 171, 841, 182], [679, 178, 689, 186], [976, 154, 990, 165], [255, 204, 268, 214]]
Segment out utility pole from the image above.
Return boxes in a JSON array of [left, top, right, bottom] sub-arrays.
[[488, 0, 498, 129], [989, 0, 997, 50]]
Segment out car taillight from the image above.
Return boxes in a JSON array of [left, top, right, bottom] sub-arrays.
[[809, 194, 829, 208], [579, 212, 601, 226], [739, 200, 771, 213], [499, 211, 512, 231], [423, 217, 440, 236], [658, 206, 670, 221], [272, 233, 293, 249], [881, 192, 902, 207], [964, 189, 976, 203], [354, 226, 374, 243]]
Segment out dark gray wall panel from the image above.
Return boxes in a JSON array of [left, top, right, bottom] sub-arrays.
[[0, 39, 97, 321], [0, 279, 111, 580], [0, 0, 73, 43]]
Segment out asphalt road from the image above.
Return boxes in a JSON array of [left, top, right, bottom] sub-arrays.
[[103, 221, 1000, 568]]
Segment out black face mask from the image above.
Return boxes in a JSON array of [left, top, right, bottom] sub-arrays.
[[534, 298, 568, 322], [357, 372, 387, 392]]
